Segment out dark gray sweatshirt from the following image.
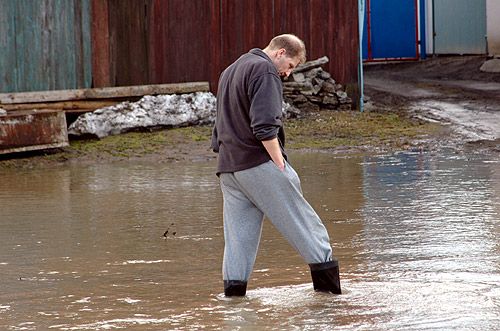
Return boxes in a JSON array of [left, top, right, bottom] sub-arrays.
[[211, 48, 287, 174]]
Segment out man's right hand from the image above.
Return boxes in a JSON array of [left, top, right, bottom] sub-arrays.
[[262, 138, 285, 171]]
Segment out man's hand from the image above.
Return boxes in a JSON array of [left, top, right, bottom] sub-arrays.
[[262, 138, 285, 171]]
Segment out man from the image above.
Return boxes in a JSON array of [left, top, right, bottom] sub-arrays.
[[211, 34, 341, 296]]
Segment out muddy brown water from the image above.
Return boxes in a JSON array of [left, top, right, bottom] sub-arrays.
[[1, 151, 499, 330]]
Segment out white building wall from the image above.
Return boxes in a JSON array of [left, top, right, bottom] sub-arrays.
[[487, 0, 500, 55], [425, 0, 434, 54]]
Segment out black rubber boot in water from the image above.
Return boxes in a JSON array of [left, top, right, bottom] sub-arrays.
[[224, 280, 247, 296], [309, 260, 342, 294]]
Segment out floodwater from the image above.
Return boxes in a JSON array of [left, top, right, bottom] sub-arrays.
[[1, 151, 499, 330]]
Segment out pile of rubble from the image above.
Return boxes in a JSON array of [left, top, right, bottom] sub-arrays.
[[283, 56, 352, 113]]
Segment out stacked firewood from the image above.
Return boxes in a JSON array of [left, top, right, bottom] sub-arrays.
[[283, 56, 352, 113]]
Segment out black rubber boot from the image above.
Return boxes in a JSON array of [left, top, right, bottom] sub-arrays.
[[224, 280, 247, 296], [309, 260, 341, 294]]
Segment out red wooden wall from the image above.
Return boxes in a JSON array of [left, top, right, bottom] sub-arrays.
[[91, 0, 359, 96]]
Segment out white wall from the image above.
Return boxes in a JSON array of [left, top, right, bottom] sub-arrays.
[[487, 0, 500, 55], [425, 0, 434, 54]]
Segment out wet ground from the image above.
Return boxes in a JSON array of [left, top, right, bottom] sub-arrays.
[[364, 56, 500, 143], [1, 151, 499, 330]]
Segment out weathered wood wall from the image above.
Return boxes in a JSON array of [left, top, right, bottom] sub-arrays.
[[0, 0, 92, 93], [274, 0, 360, 93], [2, 0, 359, 98], [92, 0, 359, 95]]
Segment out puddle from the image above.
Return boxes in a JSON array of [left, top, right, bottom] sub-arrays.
[[0, 151, 499, 330]]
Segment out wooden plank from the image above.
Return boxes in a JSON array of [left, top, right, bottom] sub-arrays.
[[0, 82, 210, 104], [274, 0, 359, 100], [1, 0, 92, 93], [220, 0, 274, 69], [91, 0, 111, 87], [148, 0, 165, 85], [209, 0, 222, 94], [148, 1, 217, 84], [14, 0, 43, 92], [328, 0, 360, 101], [1, 101, 121, 111], [0, 0, 18, 92], [274, 0, 311, 49], [74, 0, 93, 89], [108, 0, 150, 86]]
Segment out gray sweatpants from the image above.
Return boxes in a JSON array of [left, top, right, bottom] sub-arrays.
[[219, 160, 333, 282]]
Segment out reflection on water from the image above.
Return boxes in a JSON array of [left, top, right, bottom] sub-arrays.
[[0, 151, 498, 330]]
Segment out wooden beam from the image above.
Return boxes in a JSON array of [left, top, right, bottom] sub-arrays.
[[0, 82, 210, 104], [1, 100, 120, 111]]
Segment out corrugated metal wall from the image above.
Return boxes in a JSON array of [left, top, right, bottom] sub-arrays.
[[2, 0, 359, 96], [433, 0, 486, 54], [0, 0, 92, 93]]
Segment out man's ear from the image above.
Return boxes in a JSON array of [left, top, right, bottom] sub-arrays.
[[277, 48, 286, 57]]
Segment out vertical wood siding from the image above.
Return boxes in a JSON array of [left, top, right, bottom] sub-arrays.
[[107, 0, 150, 86], [220, 0, 275, 70], [0, 0, 17, 91], [0, 0, 92, 93], [274, 0, 359, 93], [3, 1, 358, 96], [90, 0, 111, 87], [148, 0, 220, 86], [92, 0, 359, 94]]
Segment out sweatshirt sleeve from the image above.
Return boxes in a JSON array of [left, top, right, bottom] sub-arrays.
[[210, 124, 219, 153], [248, 73, 283, 141]]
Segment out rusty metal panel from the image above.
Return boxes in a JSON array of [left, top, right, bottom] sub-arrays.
[[0, 0, 92, 93], [0, 110, 69, 154]]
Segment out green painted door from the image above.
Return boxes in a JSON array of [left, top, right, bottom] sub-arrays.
[[0, 0, 92, 93], [433, 0, 486, 54]]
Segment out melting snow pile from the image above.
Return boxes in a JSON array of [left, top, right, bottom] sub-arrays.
[[68, 92, 217, 138], [68, 91, 301, 139]]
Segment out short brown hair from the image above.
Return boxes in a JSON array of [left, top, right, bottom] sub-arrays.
[[267, 34, 307, 64]]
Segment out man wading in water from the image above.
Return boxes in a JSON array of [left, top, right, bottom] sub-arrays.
[[211, 34, 341, 296]]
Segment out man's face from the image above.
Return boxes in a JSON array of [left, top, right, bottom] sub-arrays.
[[273, 49, 301, 78]]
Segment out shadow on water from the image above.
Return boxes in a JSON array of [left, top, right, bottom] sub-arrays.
[[0, 151, 498, 330]]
